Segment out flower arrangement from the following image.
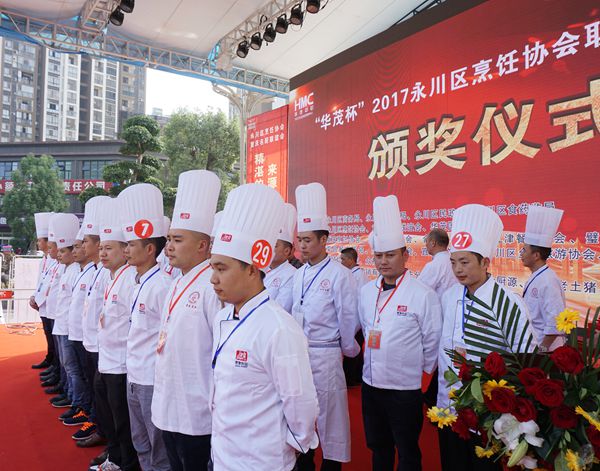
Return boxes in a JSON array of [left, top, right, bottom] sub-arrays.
[[427, 288, 600, 471]]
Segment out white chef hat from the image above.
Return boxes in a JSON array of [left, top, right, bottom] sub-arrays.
[[118, 183, 166, 241], [34, 212, 53, 238], [524, 205, 563, 248], [75, 226, 85, 242], [82, 196, 111, 236], [48, 213, 80, 249], [279, 203, 297, 244], [99, 198, 126, 243], [163, 216, 171, 234], [449, 204, 503, 259], [212, 183, 284, 270], [171, 170, 221, 236], [296, 182, 329, 232], [211, 211, 223, 239], [368, 195, 406, 252]]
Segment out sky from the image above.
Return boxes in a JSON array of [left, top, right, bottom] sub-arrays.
[[145, 68, 230, 116]]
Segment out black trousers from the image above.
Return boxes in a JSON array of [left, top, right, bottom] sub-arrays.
[[437, 428, 501, 471], [343, 331, 364, 387], [362, 382, 423, 471], [161, 431, 210, 471], [40, 316, 55, 364], [83, 350, 101, 430], [94, 372, 139, 471], [295, 449, 341, 471], [423, 369, 438, 408]]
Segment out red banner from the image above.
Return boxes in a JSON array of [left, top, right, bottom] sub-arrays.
[[246, 105, 289, 200], [288, 0, 600, 312], [0, 179, 111, 195]]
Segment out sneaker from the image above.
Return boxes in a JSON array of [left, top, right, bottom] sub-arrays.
[[41, 377, 59, 387], [32, 359, 51, 369], [72, 422, 96, 440], [76, 431, 107, 448], [45, 385, 62, 395], [89, 450, 108, 467], [63, 409, 88, 426], [51, 397, 72, 408], [50, 393, 66, 403], [39, 365, 56, 376], [59, 406, 78, 421]]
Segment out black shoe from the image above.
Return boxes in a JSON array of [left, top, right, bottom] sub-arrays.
[[59, 406, 78, 421], [39, 365, 56, 376], [50, 394, 66, 404], [40, 371, 56, 381], [72, 422, 97, 440], [41, 377, 59, 387], [45, 385, 62, 395], [31, 359, 51, 369], [63, 409, 88, 426], [89, 449, 108, 466], [51, 397, 72, 408], [76, 431, 107, 448]]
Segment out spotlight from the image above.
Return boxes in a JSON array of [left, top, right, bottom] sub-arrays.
[[275, 14, 288, 34], [109, 7, 124, 26], [263, 23, 276, 43], [119, 0, 135, 14], [306, 0, 321, 14], [289, 4, 304, 25], [250, 32, 262, 50], [236, 40, 249, 58]]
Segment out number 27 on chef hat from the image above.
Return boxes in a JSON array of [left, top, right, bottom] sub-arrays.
[[212, 183, 285, 272]]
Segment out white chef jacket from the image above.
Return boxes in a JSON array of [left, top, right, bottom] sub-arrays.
[[52, 263, 81, 336], [34, 257, 58, 317], [157, 250, 181, 279], [351, 266, 370, 289], [68, 262, 96, 342], [98, 264, 136, 374], [418, 251, 457, 299], [359, 273, 442, 390], [83, 264, 109, 353], [436, 276, 537, 409], [45, 263, 65, 320], [264, 260, 296, 313], [291, 256, 360, 357], [151, 260, 222, 435], [126, 264, 170, 386], [211, 290, 319, 471], [523, 264, 565, 339]]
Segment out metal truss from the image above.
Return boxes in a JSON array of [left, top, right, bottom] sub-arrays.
[[0, 9, 289, 98], [78, 0, 119, 31]]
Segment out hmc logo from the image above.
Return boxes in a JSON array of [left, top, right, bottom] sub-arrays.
[[294, 92, 314, 119]]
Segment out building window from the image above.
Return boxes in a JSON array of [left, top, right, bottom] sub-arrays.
[[82, 160, 109, 179], [55, 160, 72, 179], [0, 161, 19, 179]]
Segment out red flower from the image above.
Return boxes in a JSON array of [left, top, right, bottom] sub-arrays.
[[452, 415, 471, 440], [550, 345, 584, 374], [484, 352, 507, 379], [512, 397, 537, 422], [459, 362, 472, 381], [588, 426, 600, 448], [485, 387, 517, 413], [517, 368, 546, 394], [532, 379, 564, 407], [550, 405, 578, 429], [458, 408, 478, 429]]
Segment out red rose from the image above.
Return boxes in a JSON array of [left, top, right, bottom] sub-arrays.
[[459, 362, 472, 381], [458, 408, 478, 429], [550, 345, 584, 374], [512, 397, 538, 422], [587, 426, 600, 448], [485, 387, 517, 413], [484, 352, 507, 379], [518, 368, 546, 394], [452, 415, 471, 440], [550, 405, 578, 429], [532, 379, 564, 407]]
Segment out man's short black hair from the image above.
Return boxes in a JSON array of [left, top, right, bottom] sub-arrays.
[[427, 229, 449, 248], [238, 260, 266, 280], [39, 237, 48, 241], [530, 244, 552, 261], [340, 247, 358, 262], [141, 237, 167, 259], [313, 230, 329, 241], [279, 240, 293, 250]]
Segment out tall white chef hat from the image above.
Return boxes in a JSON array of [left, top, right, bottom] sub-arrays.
[[99, 198, 126, 242], [171, 170, 221, 235], [82, 196, 111, 236], [212, 183, 284, 270], [449, 204, 503, 259], [296, 182, 329, 232], [118, 183, 166, 241], [163, 216, 171, 234], [368, 195, 406, 252], [279, 203, 297, 244], [75, 226, 85, 242], [211, 211, 223, 239], [524, 205, 563, 248], [48, 213, 80, 249], [34, 212, 53, 238]]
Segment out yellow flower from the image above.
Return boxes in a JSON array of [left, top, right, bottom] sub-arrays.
[[565, 449, 582, 471], [448, 388, 457, 400], [426, 406, 457, 429], [482, 379, 516, 399], [575, 406, 600, 431], [556, 308, 579, 334], [475, 445, 497, 459]]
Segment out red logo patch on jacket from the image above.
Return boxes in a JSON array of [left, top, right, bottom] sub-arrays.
[[235, 350, 248, 368]]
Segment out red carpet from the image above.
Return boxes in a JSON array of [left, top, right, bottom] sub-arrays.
[[0, 325, 441, 470]]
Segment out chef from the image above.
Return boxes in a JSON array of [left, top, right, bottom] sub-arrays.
[[360, 195, 441, 471], [521, 205, 566, 351], [340, 247, 370, 289], [264, 202, 298, 312], [151, 170, 222, 470], [210, 183, 319, 471], [157, 216, 181, 279], [292, 182, 360, 471]]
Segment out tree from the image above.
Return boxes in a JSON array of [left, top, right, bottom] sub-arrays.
[[161, 110, 239, 208], [78, 186, 109, 205], [2, 154, 67, 252], [119, 115, 162, 163]]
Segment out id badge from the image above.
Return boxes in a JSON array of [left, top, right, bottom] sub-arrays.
[[367, 329, 382, 349], [157, 330, 167, 354]]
